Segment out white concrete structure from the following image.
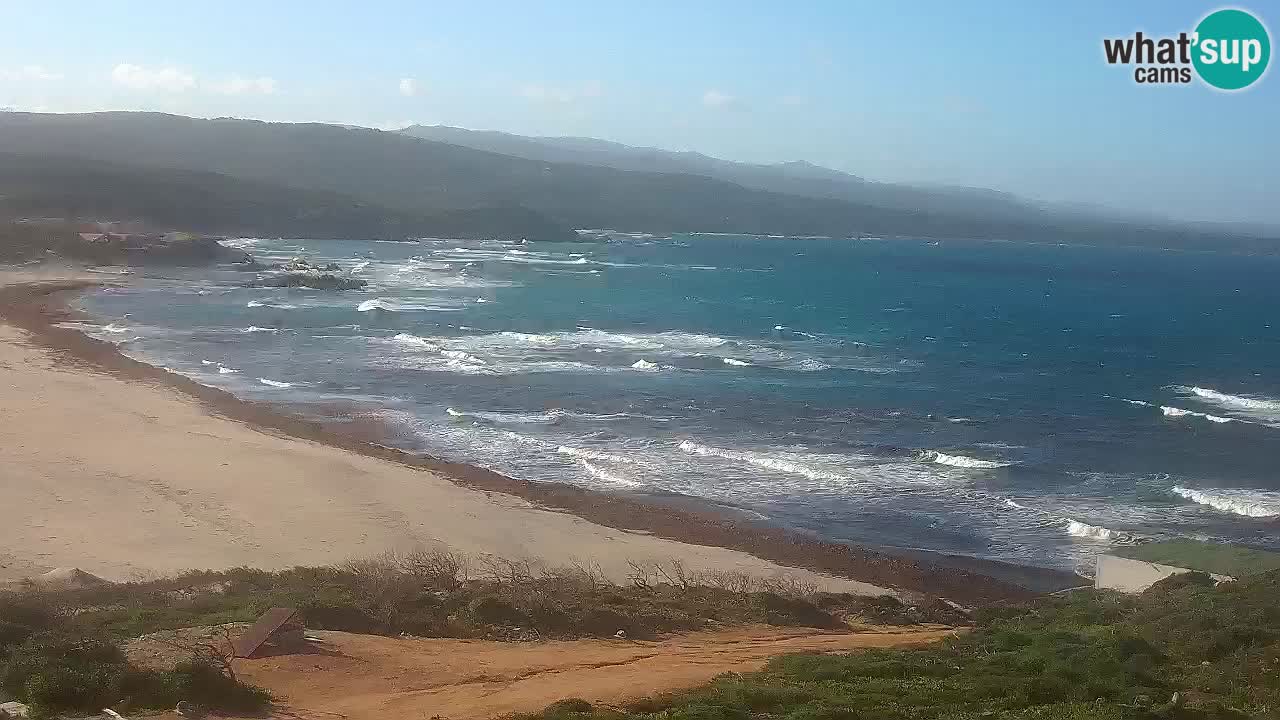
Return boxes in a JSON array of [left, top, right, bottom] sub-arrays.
[[1094, 554, 1232, 593]]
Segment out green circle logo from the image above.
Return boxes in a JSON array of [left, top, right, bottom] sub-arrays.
[[1193, 8, 1271, 90]]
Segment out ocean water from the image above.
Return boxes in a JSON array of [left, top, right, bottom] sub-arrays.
[[75, 234, 1280, 573]]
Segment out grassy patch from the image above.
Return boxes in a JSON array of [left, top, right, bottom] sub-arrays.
[[520, 570, 1280, 719], [1113, 541, 1280, 578]]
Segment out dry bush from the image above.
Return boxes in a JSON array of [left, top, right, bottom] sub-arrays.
[[398, 548, 470, 592]]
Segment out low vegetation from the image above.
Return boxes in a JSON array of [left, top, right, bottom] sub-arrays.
[[522, 570, 1280, 720], [6, 552, 956, 643], [0, 552, 957, 716]]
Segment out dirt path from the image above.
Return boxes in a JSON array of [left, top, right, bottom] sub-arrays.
[[234, 625, 955, 720]]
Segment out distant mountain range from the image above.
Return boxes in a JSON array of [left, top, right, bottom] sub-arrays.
[[400, 124, 1049, 223], [0, 111, 1273, 251]]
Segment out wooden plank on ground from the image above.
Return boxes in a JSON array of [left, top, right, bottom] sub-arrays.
[[233, 607, 300, 658]]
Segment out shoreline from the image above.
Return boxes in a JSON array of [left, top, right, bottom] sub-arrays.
[[0, 271, 1076, 603]]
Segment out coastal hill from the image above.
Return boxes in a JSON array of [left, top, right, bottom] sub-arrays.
[[0, 111, 1274, 250], [0, 152, 570, 241]]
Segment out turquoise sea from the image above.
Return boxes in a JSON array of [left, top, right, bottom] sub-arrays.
[[76, 234, 1280, 573]]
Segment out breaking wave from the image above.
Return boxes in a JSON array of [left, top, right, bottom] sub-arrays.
[[357, 298, 449, 312], [446, 406, 655, 425], [1180, 385, 1280, 413], [579, 460, 642, 487], [1160, 406, 1233, 423], [391, 333, 439, 349], [241, 326, 279, 334], [1065, 520, 1136, 542], [677, 440, 846, 481], [247, 300, 298, 309], [556, 445, 646, 466], [1171, 486, 1280, 518], [257, 377, 294, 388], [928, 451, 1012, 469]]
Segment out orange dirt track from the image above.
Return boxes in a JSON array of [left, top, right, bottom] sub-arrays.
[[234, 625, 956, 720]]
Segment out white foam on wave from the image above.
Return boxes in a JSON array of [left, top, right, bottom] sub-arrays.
[[677, 440, 846, 481], [1065, 520, 1131, 542], [579, 460, 642, 487], [447, 406, 663, 425], [217, 366, 239, 374], [257, 377, 294, 388], [391, 333, 439, 349], [102, 323, 129, 334], [466, 328, 726, 353], [441, 349, 486, 365], [557, 445, 645, 466], [1180, 385, 1280, 413], [928, 451, 1012, 469], [218, 238, 260, 250], [247, 300, 298, 310], [357, 297, 447, 312], [381, 327, 860, 373], [1160, 406, 1233, 423], [1171, 486, 1280, 517], [241, 326, 279, 334], [1119, 398, 1152, 407]]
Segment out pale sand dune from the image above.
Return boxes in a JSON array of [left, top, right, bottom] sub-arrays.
[[0, 270, 885, 594]]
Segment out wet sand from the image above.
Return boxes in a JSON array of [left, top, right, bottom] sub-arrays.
[[0, 267, 1054, 603]]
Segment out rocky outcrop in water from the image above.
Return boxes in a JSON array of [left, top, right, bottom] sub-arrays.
[[249, 271, 367, 290]]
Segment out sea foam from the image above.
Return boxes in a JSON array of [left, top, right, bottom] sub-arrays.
[[1065, 520, 1132, 542], [677, 440, 846, 481], [1171, 486, 1280, 517], [1160, 406, 1233, 423], [929, 451, 1011, 469]]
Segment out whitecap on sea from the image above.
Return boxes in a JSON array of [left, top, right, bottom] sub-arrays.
[[928, 451, 1011, 469], [1171, 486, 1280, 517]]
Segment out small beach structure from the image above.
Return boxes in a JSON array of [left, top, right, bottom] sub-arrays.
[[232, 607, 306, 658], [1095, 540, 1280, 593]]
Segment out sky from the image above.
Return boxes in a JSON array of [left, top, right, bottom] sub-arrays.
[[1, 0, 1277, 225]]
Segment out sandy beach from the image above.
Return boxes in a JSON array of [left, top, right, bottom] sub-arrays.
[[0, 268, 894, 593]]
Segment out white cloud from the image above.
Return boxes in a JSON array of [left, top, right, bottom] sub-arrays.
[[111, 63, 196, 92], [209, 75, 276, 95], [518, 81, 602, 104], [1, 65, 63, 82], [398, 78, 418, 97], [701, 89, 735, 108]]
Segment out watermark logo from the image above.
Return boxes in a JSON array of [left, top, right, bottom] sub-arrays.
[[1103, 7, 1270, 90]]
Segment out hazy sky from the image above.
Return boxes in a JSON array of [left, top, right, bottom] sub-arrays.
[[1, 1, 1276, 225]]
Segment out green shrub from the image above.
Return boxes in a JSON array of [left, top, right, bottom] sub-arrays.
[[0, 595, 59, 650], [2, 635, 127, 715], [0, 633, 269, 717]]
